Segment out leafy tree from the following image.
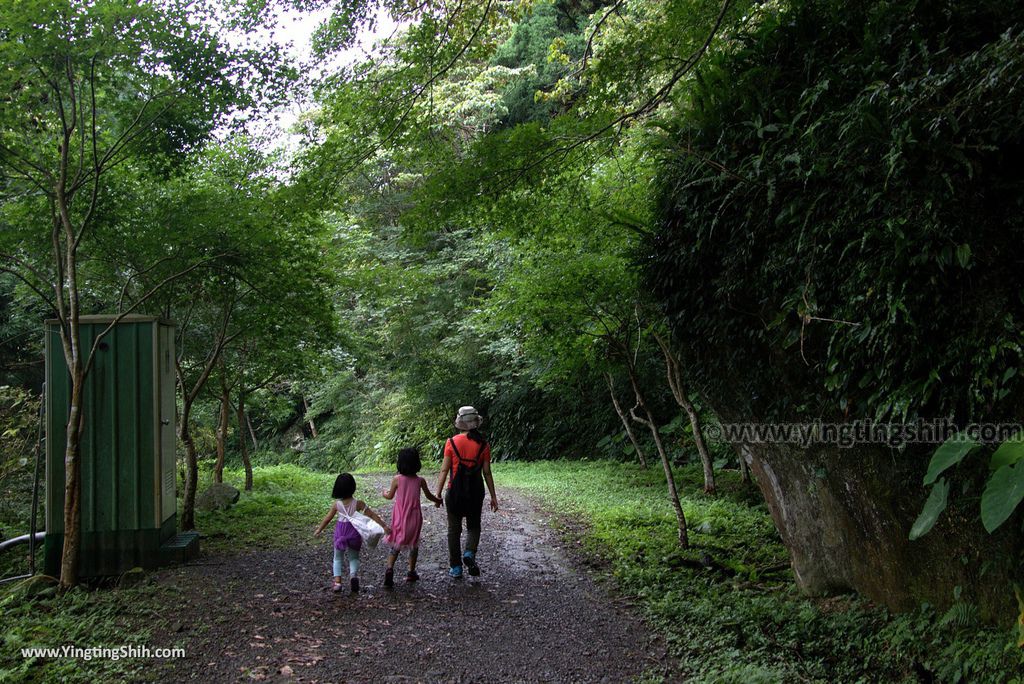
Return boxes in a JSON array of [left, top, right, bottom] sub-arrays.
[[0, 0, 292, 588], [645, 0, 1024, 614], [109, 140, 336, 529]]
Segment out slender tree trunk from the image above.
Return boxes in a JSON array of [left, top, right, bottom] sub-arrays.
[[59, 364, 84, 589], [58, 204, 83, 589], [604, 372, 647, 468], [625, 362, 689, 548], [738, 444, 751, 483], [303, 396, 318, 438], [178, 400, 199, 531], [214, 372, 229, 484], [237, 391, 253, 491], [246, 412, 258, 451], [655, 333, 716, 494], [682, 397, 716, 494]]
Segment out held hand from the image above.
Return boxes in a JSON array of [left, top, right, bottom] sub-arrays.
[[384, 526, 392, 536], [490, 498, 499, 513]]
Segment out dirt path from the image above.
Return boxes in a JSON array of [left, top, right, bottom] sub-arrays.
[[150, 479, 672, 683]]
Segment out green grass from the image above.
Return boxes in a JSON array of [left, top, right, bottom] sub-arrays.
[[495, 459, 1024, 683], [0, 578, 185, 683], [192, 463, 387, 553]]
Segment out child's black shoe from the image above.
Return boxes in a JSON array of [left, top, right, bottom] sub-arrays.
[[406, 570, 419, 583], [350, 577, 360, 593], [463, 552, 480, 577], [384, 568, 394, 588]]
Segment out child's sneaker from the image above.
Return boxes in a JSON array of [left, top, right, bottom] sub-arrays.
[[463, 551, 480, 577], [350, 577, 360, 593], [406, 570, 419, 583], [332, 581, 343, 593], [384, 568, 394, 588], [449, 565, 463, 578]]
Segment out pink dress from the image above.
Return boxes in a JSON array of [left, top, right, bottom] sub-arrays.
[[386, 475, 424, 550]]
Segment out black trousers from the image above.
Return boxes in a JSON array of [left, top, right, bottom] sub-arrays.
[[445, 490, 483, 568]]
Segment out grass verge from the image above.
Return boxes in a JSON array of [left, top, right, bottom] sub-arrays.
[[192, 463, 386, 554], [495, 459, 1024, 683]]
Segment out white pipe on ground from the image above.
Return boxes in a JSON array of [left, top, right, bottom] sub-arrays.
[[0, 532, 45, 553]]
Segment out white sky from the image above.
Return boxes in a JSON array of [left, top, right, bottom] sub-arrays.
[[246, 5, 401, 155]]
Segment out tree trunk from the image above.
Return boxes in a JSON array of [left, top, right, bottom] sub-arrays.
[[246, 412, 258, 450], [178, 398, 199, 531], [59, 364, 84, 590], [604, 372, 647, 468], [214, 372, 229, 484], [237, 391, 253, 491], [656, 333, 716, 493], [303, 396, 318, 438], [58, 209, 84, 589], [625, 362, 689, 548], [738, 444, 751, 483]]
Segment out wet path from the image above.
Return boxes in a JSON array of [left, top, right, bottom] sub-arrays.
[[151, 478, 672, 683]]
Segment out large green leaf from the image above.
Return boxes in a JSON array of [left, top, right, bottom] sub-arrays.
[[923, 436, 980, 485], [989, 434, 1024, 471], [980, 463, 1024, 533], [909, 478, 950, 540]]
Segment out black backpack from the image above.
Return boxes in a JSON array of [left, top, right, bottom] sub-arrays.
[[447, 437, 486, 513]]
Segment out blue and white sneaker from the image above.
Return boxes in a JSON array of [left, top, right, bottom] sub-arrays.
[[463, 551, 480, 577], [449, 565, 463, 578]]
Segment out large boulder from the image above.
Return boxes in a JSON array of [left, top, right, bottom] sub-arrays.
[[196, 483, 240, 512]]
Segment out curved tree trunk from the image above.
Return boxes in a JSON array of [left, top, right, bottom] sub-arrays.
[[737, 443, 751, 483], [604, 372, 647, 468], [656, 333, 716, 493], [178, 401, 199, 531], [625, 362, 689, 548], [303, 396, 318, 438], [237, 391, 253, 491], [214, 371, 229, 484], [246, 412, 258, 451]]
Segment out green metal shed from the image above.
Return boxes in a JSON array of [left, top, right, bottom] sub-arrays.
[[43, 315, 193, 577]]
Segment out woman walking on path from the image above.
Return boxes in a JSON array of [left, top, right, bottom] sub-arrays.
[[435, 406, 498, 578]]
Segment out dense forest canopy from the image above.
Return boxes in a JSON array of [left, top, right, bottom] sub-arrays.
[[2, 0, 1024, 678]]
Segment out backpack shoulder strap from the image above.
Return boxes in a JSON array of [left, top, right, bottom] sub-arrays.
[[448, 437, 462, 465]]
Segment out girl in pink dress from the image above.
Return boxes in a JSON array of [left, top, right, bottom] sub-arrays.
[[380, 447, 442, 587]]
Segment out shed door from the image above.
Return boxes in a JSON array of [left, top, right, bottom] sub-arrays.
[[159, 324, 177, 522]]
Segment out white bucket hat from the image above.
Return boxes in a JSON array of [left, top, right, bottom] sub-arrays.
[[454, 406, 483, 431]]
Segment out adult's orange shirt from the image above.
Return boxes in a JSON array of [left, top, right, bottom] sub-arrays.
[[444, 434, 490, 484]]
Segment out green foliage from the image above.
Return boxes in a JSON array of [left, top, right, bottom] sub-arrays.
[[190, 463, 389, 553], [490, 0, 584, 126], [646, 0, 1024, 425], [925, 437, 982, 486], [981, 463, 1024, 534], [0, 580, 178, 683], [0, 385, 41, 579], [498, 460, 1024, 682], [913, 433, 1024, 537], [909, 477, 949, 541]]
